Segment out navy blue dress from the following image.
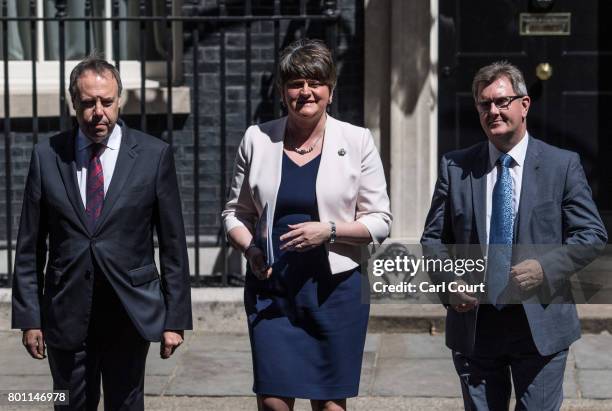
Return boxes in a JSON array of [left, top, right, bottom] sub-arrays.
[[244, 152, 370, 399]]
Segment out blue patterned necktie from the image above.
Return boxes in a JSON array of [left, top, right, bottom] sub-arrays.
[[487, 153, 514, 308]]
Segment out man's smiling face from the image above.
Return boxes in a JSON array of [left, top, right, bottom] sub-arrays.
[[476, 75, 530, 148]]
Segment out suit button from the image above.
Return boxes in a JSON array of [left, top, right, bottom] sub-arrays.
[[85, 270, 91, 280], [91, 239, 96, 246]]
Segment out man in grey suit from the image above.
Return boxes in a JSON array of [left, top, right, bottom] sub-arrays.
[[421, 61, 607, 410]]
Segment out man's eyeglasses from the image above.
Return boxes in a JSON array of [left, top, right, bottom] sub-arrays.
[[476, 95, 524, 113]]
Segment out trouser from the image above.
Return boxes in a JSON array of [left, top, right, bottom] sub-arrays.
[[452, 304, 568, 411], [47, 273, 150, 411]]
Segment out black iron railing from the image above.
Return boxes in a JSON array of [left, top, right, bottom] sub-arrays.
[[0, 0, 340, 287]]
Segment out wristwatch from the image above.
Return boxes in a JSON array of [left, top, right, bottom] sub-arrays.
[[328, 221, 336, 244], [244, 243, 258, 257]]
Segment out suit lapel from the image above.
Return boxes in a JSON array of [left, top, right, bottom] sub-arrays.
[[56, 129, 91, 233], [471, 142, 489, 246], [93, 124, 138, 235], [265, 117, 285, 214], [316, 115, 342, 205], [516, 136, 540, 243]]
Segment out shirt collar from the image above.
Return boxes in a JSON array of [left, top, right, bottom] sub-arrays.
[[488, 131, 529, 168], [76, 124, 122, 152]]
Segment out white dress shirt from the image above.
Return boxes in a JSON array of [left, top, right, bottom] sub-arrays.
[[75, 125, 122, 207], [485, 132, 529, 243]]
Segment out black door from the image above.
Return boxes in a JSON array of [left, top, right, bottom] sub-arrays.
[[439, 0, 612, 239]]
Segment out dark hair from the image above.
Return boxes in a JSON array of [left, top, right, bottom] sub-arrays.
[[472, 60, 528, 101], [69, 52, 123, 104], [276, 38, 337, 93]]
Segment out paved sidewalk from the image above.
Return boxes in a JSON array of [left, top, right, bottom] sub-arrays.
[[1, 330, 611, 410]]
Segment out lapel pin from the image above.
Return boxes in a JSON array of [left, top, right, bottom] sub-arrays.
[[338, 148, 346, 156]]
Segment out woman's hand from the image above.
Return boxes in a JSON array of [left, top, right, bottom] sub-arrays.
[[245, 246, 272, 280], [280, 222, 331, 252]]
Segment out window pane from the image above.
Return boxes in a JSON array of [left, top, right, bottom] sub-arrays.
[[118, 0, 166, 60], [43, 0, 105, 60], [0, 0, 33, 60]]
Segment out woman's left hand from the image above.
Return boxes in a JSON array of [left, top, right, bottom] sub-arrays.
[[280, 222, 331, 252]]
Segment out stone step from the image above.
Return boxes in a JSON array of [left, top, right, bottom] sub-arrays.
[[368, 304, 612, 334], [2, 288, 612, 334]]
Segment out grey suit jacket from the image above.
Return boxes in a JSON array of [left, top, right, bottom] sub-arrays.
[[421, 136, 607, 356], [11, 121, 193, 350]]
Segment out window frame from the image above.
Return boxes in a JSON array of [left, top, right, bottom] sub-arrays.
[[0, 0, 185, 118]]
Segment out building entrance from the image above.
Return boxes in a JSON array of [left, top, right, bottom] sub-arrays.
[[438, 0, 612, 238]]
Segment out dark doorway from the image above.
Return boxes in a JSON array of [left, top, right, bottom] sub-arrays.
[[438, 0, 612, 239]]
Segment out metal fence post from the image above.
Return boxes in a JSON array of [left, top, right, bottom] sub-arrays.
[[0, 4, 342, 286], [165, 0, 173, 146], [139, 0, 147, 133], [218, 0, 228, 286], [2, 0, 12, 286], [192, 0, 200, 282], [56, 0, 68, 131]]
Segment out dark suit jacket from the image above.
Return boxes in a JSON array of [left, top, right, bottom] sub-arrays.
[[421, 136, 607, 356], [11, 122, 193, 350]]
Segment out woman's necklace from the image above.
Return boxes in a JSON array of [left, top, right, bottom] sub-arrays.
[[287, 129, 325, 155]]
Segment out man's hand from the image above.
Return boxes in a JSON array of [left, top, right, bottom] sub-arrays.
[[245, 246, 272, 280], [22, 329, 45, 359], [449, 280, 479, 312], [510, 259, 544, 292], [160, 330, 184, 359], [279, 222, 331, 252]]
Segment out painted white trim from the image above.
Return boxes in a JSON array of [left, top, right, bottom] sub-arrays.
[[3, 0, 180, 83], [105, 0, 113, 59], [0, 61, 164, 91], [430, 0, 439, 192]]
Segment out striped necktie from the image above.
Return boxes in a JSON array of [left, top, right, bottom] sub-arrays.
[[86, 143, 105, 231]]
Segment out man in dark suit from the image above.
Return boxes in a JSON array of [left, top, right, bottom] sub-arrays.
[[421, 61, 607, 410], [11, 55, 192, 410]]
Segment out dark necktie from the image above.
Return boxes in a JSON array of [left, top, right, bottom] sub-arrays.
[[86, 143, 105, 231], [487, 153, 514, 308]]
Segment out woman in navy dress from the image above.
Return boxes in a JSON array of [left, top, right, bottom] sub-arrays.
[[223, 39, 392, 411]]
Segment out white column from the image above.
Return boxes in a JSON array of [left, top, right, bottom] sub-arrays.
[[365, 0, 438, 243]]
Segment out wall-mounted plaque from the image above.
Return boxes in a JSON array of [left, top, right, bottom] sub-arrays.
[[519, 13, 571, 36]]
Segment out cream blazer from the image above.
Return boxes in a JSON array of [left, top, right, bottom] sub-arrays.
[[222, 115, 392, 274]]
